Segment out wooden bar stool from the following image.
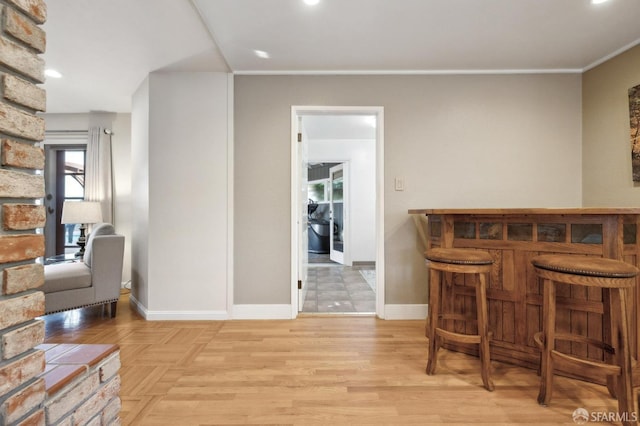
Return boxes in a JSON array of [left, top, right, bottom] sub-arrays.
[[531, 255, 639, 425], [425, 247, 495, 391]]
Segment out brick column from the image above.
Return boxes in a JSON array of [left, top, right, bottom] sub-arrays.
[[0, 0, 48, 425]]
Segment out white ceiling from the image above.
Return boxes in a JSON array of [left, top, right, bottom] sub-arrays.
[[41, 0, 640, 114], [42, 0, 229, 114]]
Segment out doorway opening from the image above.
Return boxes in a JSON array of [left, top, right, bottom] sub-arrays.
[[291, 106, 384, 318]]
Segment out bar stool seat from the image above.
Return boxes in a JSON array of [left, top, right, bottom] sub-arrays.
[[531, 254, 639, 426], [425, 247, 495, 391]]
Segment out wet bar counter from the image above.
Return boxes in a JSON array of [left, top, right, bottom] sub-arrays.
[[409, 208, 640, 380]]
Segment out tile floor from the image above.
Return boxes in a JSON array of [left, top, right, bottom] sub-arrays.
[[302, 254, 376, 313]]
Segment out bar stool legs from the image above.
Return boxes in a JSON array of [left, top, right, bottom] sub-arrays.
[[476, 272, 492, 392], [611, 288, 634, 423], [425, 248, 495, 392], [537, 276, 555, 405], [532, 255, 639, 426], [426, 267, 441, 376]]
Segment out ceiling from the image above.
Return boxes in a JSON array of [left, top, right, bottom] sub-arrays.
[[42, 0, 640, 114]]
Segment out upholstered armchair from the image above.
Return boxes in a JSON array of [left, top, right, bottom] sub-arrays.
[[42, 223, 125, 317]]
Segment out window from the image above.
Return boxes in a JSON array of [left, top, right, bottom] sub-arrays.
[[308, 179, 329, 203]]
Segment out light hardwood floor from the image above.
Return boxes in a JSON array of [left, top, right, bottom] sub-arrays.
[[42, 292, 629, 425]]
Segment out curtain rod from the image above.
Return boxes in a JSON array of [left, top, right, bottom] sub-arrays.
[[46, 129, 113, 134]]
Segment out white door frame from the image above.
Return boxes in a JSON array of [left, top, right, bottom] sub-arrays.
[[290, 106, 385, 318]]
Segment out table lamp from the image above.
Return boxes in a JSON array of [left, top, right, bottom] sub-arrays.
[[61, 201, 103, 257]]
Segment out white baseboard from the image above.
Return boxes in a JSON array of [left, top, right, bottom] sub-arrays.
[[128, 297, 424, 321], [129, 294, 146, 317], [232, 304, 293, 319], [384, 304, 428, 320], [128, 294, 229, 320]]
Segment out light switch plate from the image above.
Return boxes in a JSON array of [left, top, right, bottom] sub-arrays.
[[395, 177, 405, 191]]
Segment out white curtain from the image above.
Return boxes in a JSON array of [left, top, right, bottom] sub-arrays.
[[85, 127, 113, 224]]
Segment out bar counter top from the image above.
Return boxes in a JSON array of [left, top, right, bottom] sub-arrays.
[[409, 207, 640, 215]]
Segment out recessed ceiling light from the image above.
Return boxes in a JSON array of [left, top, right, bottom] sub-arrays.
[[44, 69, 62, 78], [591, 0, 609, 4], [254, 49, 270, 59], [304, 0, 320, 5]]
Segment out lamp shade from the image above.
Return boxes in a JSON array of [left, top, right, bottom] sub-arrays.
[[61, 201, 103, 224]]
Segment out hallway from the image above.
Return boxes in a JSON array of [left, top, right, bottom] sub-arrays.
[[302, 261, 376, 313]]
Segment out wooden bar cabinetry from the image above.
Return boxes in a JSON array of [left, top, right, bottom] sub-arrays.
[[409, 208, 640, 383]]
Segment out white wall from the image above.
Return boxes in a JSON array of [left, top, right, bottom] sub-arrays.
[[111, 114, 132, 284], [45, 113, 90, 130], [308, 139, 376, 262], [131, 79, 150, 306], [131, 71, 230, 318]]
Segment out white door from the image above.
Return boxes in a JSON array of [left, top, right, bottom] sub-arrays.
[[329, 163, 349, 265], [297, 118, 310, 309]]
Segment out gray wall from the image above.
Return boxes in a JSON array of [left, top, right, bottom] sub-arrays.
[[234, 74, 583, 307]]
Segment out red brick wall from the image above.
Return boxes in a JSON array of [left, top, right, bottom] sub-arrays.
[[0, 0, 48, 424]]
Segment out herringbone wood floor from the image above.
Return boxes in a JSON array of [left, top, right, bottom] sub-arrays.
[[42, 292, 626, 425]]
